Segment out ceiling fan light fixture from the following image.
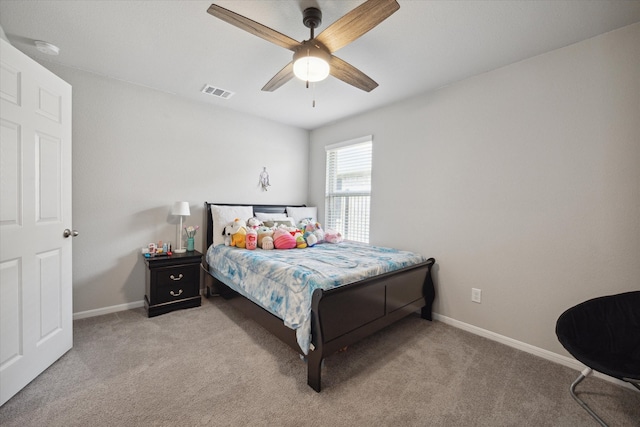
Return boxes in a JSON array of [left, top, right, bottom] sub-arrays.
[[292, 45, 330, 83]]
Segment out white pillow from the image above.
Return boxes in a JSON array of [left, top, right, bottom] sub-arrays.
[[255, 212, 289, 221], [210, 205, 253, 247], [286, 206, 317, 225]]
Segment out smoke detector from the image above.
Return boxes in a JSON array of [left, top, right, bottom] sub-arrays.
[[34, 40, 60, 55]]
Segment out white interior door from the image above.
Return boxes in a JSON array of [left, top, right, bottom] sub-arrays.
[[0, 38, 73, 406]]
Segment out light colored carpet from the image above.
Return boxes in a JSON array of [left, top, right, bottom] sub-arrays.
[[1, 297, 638, 426]]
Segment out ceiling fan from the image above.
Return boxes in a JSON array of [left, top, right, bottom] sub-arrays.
[[207, 0, 400, 92]]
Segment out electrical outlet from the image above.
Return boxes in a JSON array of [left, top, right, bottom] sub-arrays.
[[472, 288, 482, 303]]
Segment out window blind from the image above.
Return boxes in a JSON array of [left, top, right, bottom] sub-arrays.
[[325, 137, 372, 243]]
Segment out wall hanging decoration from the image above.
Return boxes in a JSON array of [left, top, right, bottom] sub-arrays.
[[259, 167, 271, 191]]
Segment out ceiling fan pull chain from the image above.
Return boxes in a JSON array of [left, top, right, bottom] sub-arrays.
[[312, 82, 316, 108]]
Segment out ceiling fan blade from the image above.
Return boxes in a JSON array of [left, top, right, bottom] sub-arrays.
[[329, 56, 378, 92], [262, 62, 295, 92], [316, 0, 400, 53], [207, 4, 301, 51]]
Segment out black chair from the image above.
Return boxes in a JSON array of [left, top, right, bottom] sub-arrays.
[[556, 291, 640, 426]]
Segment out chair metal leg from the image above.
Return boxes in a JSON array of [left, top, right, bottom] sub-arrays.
[[569, 368, 608, 427]]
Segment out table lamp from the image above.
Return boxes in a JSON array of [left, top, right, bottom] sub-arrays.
[[171, 201, 190, 253]]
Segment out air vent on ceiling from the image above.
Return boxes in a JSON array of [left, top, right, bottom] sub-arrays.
[[201, 84, 235, 99]]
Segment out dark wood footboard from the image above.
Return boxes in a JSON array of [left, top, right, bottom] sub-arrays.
[[307, 258, 435, 391]]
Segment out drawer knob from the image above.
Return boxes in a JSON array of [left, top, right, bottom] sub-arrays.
[[170, 289, 183, 297], [170, 274, 183, 281]]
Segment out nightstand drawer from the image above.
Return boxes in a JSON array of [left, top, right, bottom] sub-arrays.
[[155, 264, 199, 288], [154, 281, 199, 304]]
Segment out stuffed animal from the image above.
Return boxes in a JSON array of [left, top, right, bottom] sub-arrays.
[[227, 218, 247, 248], [296, 235, 307, 249], [273, 228, 296, 249], [245, 228, 257, 250], [301, 221, 325, 243], [313, 225, 325, 243], [257, 226, 274, 248], [222, 223, 233, 246], [304, 231, 318, 247], [232, 226, 247, 248], [297, 218, 314, 230], [247, 217, 262, 230], [261, 236, 274, 250], [324, 229, 343, 244]]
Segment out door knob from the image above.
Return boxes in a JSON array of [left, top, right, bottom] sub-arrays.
[[63, 229, 79, 238]]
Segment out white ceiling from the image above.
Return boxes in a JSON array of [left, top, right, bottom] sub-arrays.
[[2, 0, 640, 130]]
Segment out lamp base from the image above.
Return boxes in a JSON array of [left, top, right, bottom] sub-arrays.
[[173, 248, 186, 254]]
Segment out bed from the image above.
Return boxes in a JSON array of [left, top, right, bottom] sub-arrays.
[[203, 202, 436, 392]]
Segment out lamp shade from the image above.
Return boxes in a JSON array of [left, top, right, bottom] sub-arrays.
[[171, 201, 190, 217], [292, 43, 330, 83]]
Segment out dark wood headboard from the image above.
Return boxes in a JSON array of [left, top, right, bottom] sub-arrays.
[[204, 203, 305, 249]]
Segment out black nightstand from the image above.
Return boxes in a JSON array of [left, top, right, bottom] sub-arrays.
[[144, 250, 202, 317]]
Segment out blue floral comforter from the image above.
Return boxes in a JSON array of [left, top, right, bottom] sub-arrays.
[[206, 241, 427, 354]]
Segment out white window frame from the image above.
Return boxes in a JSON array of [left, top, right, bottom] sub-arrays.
[[325, 135, 372, 243]]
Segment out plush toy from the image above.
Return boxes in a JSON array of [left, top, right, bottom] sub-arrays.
[[296, 235, 307, 249], [304, 231, 318, 247], [273, 228, 296, 249], [301, 221, 325, 243], [247, 217, 262, 230], [227, 218, 247, 248], [324, 229, 343, 244], [313, 225, 325, 243], [297, 218, 314, 230], [222, 224, 233, 246], [261, 236, 274, 250], [232, 228, 247, 248], [245, 228, 257, 250], [222, 233, 230, 246], [257, 226, 274, 248]]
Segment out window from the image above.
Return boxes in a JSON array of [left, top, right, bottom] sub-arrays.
[[325, 136, 372, 243]]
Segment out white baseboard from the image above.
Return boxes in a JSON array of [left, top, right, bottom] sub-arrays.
[[432, 313, 635, 391], [73, 300, 144, 320]]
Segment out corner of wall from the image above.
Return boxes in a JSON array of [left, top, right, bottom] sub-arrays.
[[0, 24, 10, 43]]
